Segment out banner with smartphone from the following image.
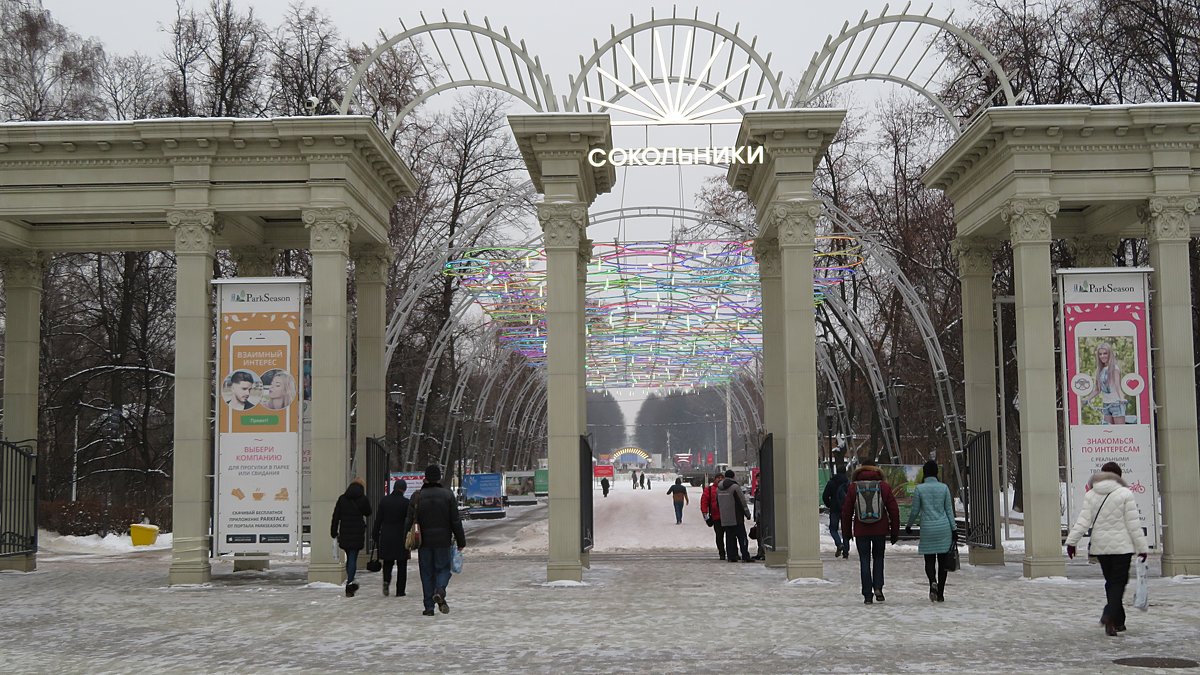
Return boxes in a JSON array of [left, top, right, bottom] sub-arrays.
[[213, 278, 306, 555], [1058, 268, 1158, 546]]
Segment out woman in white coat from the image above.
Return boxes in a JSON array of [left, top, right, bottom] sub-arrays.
[[1065, 462, 1149, 636]]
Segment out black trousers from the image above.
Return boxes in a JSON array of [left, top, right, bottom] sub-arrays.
[[383, 558, 408, 594], [724, 522, 750, 561], [923, 552, 952, 593], [713, 522, 726, 558], [1097, 553, 1133, 627]]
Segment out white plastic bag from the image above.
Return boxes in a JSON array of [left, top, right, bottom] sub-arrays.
[[1132, 558, 1149, 612], [451, 547, 464, 574]]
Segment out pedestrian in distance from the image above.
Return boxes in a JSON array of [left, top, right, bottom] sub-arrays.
[[1065, 461, 1149, 636], [632, 471, 638, 489], [716, 469, 752, 563], [330, 477, 372, 597], [700, 474, 726, 560], [639, 472, 646, 490], [600, 476, 610, 498], [841, 457, 900, 604], [667, 477, 690, 524], [405, 465, 467, 616], [905, 460, 957, 602], [372, 478, 411, 597], [822, 466, 850, 559]]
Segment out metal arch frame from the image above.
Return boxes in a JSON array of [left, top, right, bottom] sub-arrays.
[[403, 293, 475, 467], [338, 11, 557, 137], [792, 4, 1018, 131], [460, 352, 518, 467], [564, 10, 787, 113], [437, 332, 492, 467], [815, 340, 853, 445]]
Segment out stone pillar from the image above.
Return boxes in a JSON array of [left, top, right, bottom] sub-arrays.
[[230, 245, 277, 277], [774, 201, 823, 580], [1002, 198, 1066, 578], [303, 207, 356, 584], [540, 203, 586, 582], [953, 238, 1005, 566], [168, 210, 218, 585], [1143, 196, 1200, 575], [351, 243, 392, 471], [1068, 235, 1118, 268], [0, 249, 44, 573], [753, 239, 787, 567], [577, 240, 591, 570]]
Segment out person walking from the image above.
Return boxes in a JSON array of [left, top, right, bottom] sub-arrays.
[[841, 457, 900, 604], [639, 472, 646, 489], [372, 478, 411, 597], [600, 476, 610, 498], [632, 471, 639, 489], [905, 460, 957, 602], [405, 465, 467, 616], [700, 474, 726, 560], [822, 467, 850, 559], [667, 478, 690, 524], [1065, 461, 1149, 636], [716, 470, 752, 563], [330, 477, 372, 597]]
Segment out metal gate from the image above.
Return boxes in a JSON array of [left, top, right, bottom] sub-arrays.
[[962, 430, 997, 549], [580, 436, 594, 552], [363, 437, 391, 545], [756, 433, 775, 551], [0, 440, 37, 558]]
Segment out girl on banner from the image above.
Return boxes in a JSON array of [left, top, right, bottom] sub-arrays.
[[1082, 343, 1127, 424]]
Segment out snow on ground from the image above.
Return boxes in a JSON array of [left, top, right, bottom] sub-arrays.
[[38, 529, 173, 555]]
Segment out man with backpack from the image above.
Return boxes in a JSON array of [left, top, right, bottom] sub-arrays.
[[840, 457, 900, 604], [822, 466, 850, 559]]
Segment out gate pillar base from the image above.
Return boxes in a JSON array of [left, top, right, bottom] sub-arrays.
[[547, 561, 583, 583], [168, 559, 211, 585], [233, 554, 270, 572], [1022, 555, 1065, 579], [968, 547, 1005, 566], [763, 549, 787, 568], [786, 559, 823, 581], [307, 561, 344, 585], [1162, 554, 1200, 576], [0, 553, 35, 572]]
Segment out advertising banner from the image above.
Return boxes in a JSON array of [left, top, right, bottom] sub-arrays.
[[300, 307, 312, 536], [505, 471, 538, 505], [593, 464, 615, 479], [1058, 269, 1158, 546], [464, 473, 505, 516], [534, 468, 549, 496], [388, 472, 426, 500], [213, 279, 305, 554]]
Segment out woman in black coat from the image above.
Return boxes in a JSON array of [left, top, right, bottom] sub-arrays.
[[372, 479, 411, 597], [330, 477, 371, 597]]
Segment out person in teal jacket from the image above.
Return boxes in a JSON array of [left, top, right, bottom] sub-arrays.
[[905, 460, 957, 602]]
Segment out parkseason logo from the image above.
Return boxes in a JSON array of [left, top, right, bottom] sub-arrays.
[[231, 290, 293, 303], [1071, 281, 1136, 294]]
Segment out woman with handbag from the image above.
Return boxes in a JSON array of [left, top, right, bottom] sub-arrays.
[[372, 478, 411, 597], [905, 460, 957, 602], [1065, 462, 1149, 636], [330, 477, 372, 597]]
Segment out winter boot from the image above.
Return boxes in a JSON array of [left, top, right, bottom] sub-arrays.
[[873, 588, 885, 602], [383, 579, 390, 597], [929, 581, 938, 602]]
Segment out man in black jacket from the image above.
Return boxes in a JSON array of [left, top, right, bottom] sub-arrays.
[[404, 465, 466, 616], [372, 479, 411, 597], [822, 467, 850, 559]]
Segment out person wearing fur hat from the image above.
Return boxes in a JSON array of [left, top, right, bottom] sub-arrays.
[[1065, 462, 1149, 636], [840, 457, 901, 604], [330, 477, 372, 597], [404, 464, 467, 616], [905, 460, 957, 602]]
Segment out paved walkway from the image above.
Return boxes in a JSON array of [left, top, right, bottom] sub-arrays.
[[3, 546, 1199, 673]]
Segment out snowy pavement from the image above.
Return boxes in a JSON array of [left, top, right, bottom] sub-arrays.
[[3, 484, 1199, 673]]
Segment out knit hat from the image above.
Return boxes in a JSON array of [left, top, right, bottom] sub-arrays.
[[724, 469, 735, 478], [351, 477, 366, 488], [425, 464, 442, 482]]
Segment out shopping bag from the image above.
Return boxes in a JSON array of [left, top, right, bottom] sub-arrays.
[[1132, 559, 1149, 611], [451, 547, 464, 575]]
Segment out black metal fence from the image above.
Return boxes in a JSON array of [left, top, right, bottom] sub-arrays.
[[0, 440, 37, 558], [580, 436, 594, 552], [757, 433, 775, 551], [364, 436, 391, 544], [962, 430, 997, 549]]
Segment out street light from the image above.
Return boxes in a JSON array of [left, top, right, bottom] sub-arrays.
[[824, 405, 836, 472]]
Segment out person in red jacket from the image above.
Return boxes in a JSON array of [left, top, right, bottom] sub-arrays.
[[700, 474, 725, 560], [841, 457, 901, 604]]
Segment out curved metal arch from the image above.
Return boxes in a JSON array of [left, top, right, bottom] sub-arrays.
[[566, 12, 787, 115], [403, 294, 475, 467], [815, 340, 853, 443], [792, 5, 1018, 131], [338, 12, 557, 133]]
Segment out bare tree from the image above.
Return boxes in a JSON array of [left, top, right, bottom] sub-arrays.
[[0, 0, 102, 121], [97, 52, 166, 120], [201, 0, 267, 117], [267, 1, 345, 116], [161, 0, 208, 117]]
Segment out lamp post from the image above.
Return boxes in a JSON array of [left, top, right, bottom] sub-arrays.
[[887, 378, 904, 462], [824, 405, 836, 473], [388, 389, 403, 468]]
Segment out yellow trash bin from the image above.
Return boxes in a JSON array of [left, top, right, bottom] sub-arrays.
[[129, 523, 159, 546]]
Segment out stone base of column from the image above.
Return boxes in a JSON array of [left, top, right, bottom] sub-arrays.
[[764, 549, 787, 568], [1162, 553, 1200, 576], [969, 546, 1006, 566], [786, 559, 824, 581], [168, 559, 211, 585], [233, 554, 270, 572], [0, 553, 35, 572], [547, 560, 583, 583], [1022, 555, 1066, 578], [308, 562, 345, 585], [580, 550, 591, 569]]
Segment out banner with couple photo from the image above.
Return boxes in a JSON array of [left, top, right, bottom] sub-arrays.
[[1058, 268, 1159, 546]]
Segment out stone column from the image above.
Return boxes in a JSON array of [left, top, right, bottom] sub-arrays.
[[168, 210, 218, 585], [351, 243, 392, 471], [540, 202, 586, 582], [753, 237, 787, 567], [303, 207, 356, 584], [953, 237, 1005, 566], [1143, 196, 1200, 575], [230, 245, 277, 277], [0, 249, 44, 573], [1002, 198, 1066, 578], [773, 201, 823, 580], [577, 239, 591, 570], [1068, 235, 1118, 268]]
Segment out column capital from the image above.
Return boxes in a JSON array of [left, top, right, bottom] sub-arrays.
[[753, 237, 781, 279], [230, 245, 277, 277], [167, 209, 219, 254], [537, 202, 587, 250], [303, 207, 358, 254], [1141, 195, 1198, 243], [766, 201, 821, 247], [952, 238, 998, 277], [1002, 198, 1058, 246], [350, 243, 394, 283], [1067, 234, 1119, 267], [0, 249, 46, 289]]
